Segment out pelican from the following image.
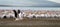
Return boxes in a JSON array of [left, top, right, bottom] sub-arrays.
[[15, 10, 25, 20]]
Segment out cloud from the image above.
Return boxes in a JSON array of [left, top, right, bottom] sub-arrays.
[[0, 0, 60, 6], [48, 0, 60, 3], [0, 0, 36, 6]]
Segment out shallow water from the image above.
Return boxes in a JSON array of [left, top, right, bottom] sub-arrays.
[[0, 7, 60, 10]]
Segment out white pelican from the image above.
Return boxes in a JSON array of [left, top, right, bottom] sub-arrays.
[[15, 10, 25, 20], [35, 14, 40, 18], [27, 13, 36, 19]]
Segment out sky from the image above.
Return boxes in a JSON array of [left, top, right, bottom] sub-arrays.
[[0, 0, 60, 7]]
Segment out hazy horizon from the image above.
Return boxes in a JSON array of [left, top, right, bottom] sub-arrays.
[[0, 0, 60, 10]]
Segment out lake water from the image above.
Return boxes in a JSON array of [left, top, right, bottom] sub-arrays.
[[0, 7, 60, 10]]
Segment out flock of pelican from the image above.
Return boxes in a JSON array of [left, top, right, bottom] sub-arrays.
[[0, 10, 60, 20]]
